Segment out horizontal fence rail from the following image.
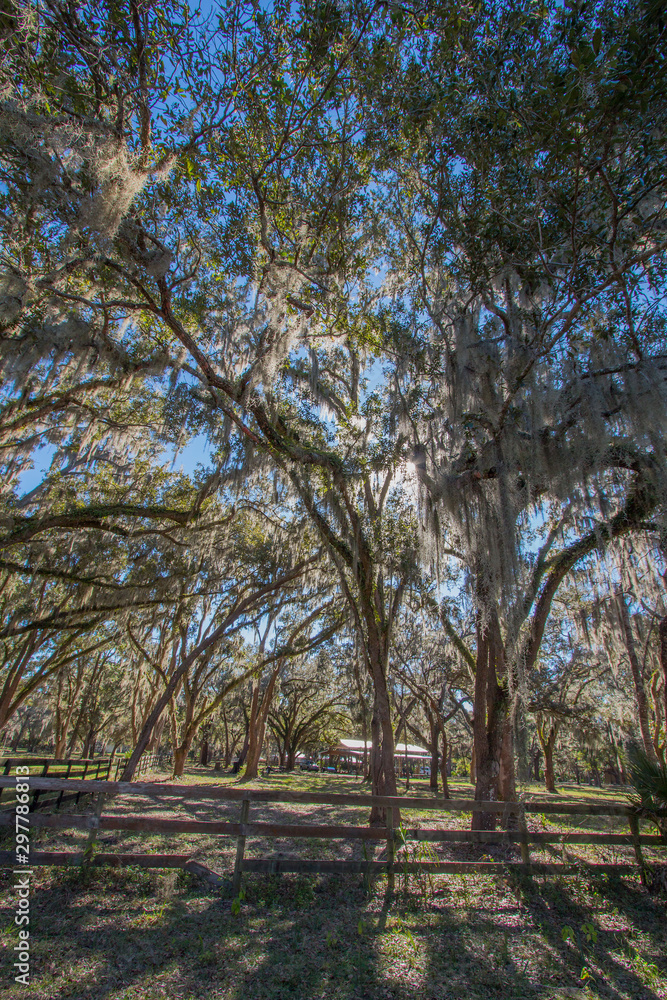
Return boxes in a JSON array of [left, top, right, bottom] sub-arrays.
[[0, 777, 665, 889]]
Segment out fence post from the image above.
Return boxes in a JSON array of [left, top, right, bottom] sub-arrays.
[[628, 813, 648, 886], [232, 797, 251, 895], [517, 804, 531, 867], [386, 805, 395, 892], [57, 761, 73, 811], [32, 760, 49, 810], [83, 792, 106, 864], [0, 758, 10, 805], [76, 761, 89, 805]]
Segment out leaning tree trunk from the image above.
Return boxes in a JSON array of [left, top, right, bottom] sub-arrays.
[[148, 712, 166, 752]]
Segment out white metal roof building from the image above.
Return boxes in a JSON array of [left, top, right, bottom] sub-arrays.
[[333, 738, 429, 760]]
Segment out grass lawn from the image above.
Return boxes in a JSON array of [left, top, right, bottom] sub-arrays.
[[1, 767, 666, 1000]]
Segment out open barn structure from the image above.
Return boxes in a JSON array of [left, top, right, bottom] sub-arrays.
[[323, 739, 431, 776]]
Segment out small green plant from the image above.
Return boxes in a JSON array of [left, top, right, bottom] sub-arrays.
[[625, 744, 667, 836], [581, 922, 598, 945], [580, 966, 596, 985], [403, 926, 418, 952], [396, 835, 436, 906], [231, 884, 246, 916], [628, 946, 663, 989]]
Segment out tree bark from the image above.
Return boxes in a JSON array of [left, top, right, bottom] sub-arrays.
[[428, 715, 439, 792], [148, 712, 166, 752], [533, 750, 541, 782], [363, 609, 399, 824], [543, 739, 556, 793], [472, 611, 509, 832], [172, 738, 194, 777]]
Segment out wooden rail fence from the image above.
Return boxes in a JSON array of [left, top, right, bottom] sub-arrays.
[[110, 751, 160, 781], [0, 750, 160, 810], [0, 777, 665, 890], [0, 757, 115, 810]]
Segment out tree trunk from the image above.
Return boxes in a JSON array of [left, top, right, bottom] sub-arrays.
[[148, 712, 166, 752], [660, 614, 667, 752], [12, 717, 28, 751], [240, 681, 261, 779], [472, 612, 509, 832], [499, 718, 516, 803], [537, 718, 559, 794], [242, 666, 280, 781], [618, 592, 657, 763], [172, 742, 191, 777], [439, 723, 450, 799], [363, 616, 398, 824], [543, 739, 556, 793], [429, 716, 439, 792]]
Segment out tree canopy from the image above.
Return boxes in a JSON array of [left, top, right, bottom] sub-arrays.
[[1, 0, 666, 818]]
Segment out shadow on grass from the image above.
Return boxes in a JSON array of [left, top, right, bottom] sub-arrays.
[[0, 863, 665, 1000]]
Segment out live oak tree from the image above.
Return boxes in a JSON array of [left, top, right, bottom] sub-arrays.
[[369, 0, 667, 825]]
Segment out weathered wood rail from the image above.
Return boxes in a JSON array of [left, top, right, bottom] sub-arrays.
[[0, 777, 664, 888]]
